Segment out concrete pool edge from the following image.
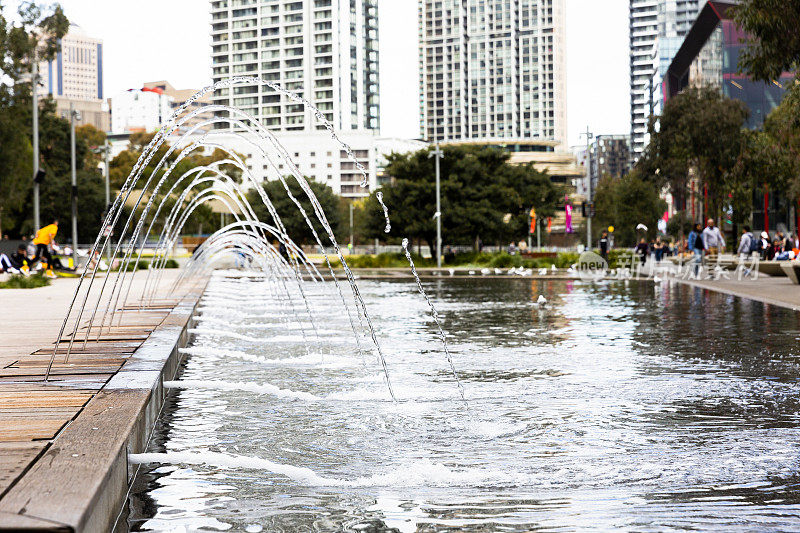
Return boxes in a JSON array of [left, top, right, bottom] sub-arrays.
[[0, 284, 205, 533], [673, 276, 800, 312]]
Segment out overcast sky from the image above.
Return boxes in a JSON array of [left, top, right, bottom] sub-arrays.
[[13, 0, 630, 147]]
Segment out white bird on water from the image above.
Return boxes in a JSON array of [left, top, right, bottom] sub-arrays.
[[448, 269, 455, 276], [551, 264, 557, 272], [537, 295, 547, 306], [494, 268, 503, 275], [538, 267, 548, 276], [480, 268, 491, 275]]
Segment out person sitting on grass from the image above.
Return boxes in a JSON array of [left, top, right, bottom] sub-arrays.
[[0, 245, 31, 276]]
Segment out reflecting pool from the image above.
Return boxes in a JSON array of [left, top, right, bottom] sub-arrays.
[[128, 275, 800, 531]]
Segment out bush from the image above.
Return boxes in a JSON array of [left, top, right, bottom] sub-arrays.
[[0, 273, 51, 289], [446, 251, 494, 266], [343, 252, 433, 268], [116, 259, 149, 272], [490, 253, 523, 268], [555, 252, 580, 268], [164, 259, 179, 269], [607, 249, 636, 269]]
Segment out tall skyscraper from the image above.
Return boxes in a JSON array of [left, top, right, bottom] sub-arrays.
[[38, 23, 108, 130], [418, 0, 567, 147], [629, 0, 699, 159], [209, 0, 379, 133]]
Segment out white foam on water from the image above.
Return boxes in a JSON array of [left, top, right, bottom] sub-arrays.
[[194, 315, 340, 334], [467, 420, 530, 439], [189, 327, 352, 344], [163, 379, 320, 402], [179, 346, 356, 368], [128, 451, 538, 488], [195, 307, 289, 320]]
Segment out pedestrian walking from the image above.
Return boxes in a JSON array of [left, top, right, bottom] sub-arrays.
[[634, 238, 649, 266], [688, 223, 704, 275], [31, 219, 58, 278], [653, 237, 665, 262], [702, 218, 725, 258], [738, 226, 755, 260], [599, 231, 609, 262]]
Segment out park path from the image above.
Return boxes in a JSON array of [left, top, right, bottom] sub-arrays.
[[674, 275, 800, 311]]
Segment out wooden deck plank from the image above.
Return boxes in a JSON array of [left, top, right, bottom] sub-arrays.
[[0, 510, 70, 531], [0, 420, 70, 442], [0, 443, 48, 497]]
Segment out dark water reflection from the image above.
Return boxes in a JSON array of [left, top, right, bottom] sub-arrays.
[[128, 277, 800, 531]]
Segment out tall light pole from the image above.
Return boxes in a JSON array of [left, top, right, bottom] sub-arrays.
[[93, 141, 112, 263], [349, 202, 354, 249], [103, 139, 111, 263], [580, 127, 594, 250], [69, 103, 79, 264], [429, 143, 444, 268], [32, 61, 40, 232]]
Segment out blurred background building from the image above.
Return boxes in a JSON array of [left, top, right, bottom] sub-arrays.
[[208, 0, 379, 134], [37, 23, 109, 130], [630, 0, 700, 159], [418, 0, 568, 148]]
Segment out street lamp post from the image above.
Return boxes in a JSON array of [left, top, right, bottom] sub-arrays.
[[580, 127, 594, 250], [69, 103, 79, 265], [349, 202, 354, 249], [429, 143, 444, 268], [32, 61, 40, 232], [104, 140, 111, 263]]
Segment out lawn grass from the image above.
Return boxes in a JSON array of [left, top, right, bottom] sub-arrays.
[[0, 273, 51, 289]]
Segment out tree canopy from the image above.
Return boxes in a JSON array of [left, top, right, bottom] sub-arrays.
[[594, 172, 667, 247], [362, 145, 560, 254], [0, 1, 69, 238], [733, 0, 800, 82], [636, 87, 752, 223], [246, 178, 341, 246]]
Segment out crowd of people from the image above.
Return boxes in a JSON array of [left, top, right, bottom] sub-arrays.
[[615, 218, 800, 271], [0, 220, 62, 279]]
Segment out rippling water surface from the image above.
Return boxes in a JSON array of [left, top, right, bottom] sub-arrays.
[[128, 273, 800, 531]]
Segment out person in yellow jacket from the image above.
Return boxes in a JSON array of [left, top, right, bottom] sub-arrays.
[[32, 219, 58, 279]]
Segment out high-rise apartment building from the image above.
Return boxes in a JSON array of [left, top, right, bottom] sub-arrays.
[[419, 0, 567, 148], [209, 0, 379, 133], [629, 0, 699, 158], [38, 23, 109, 131]]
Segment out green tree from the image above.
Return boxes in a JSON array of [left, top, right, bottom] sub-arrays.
[[0, 1, 68, 237], [762, 84, 800, 199], [594, 172, 667, 247], [639, 87, 748, 222], [107, 132, 246, 238], [733, 0, 800, 82], [246, 178, 341, 246], [364, 145, 559, 254]]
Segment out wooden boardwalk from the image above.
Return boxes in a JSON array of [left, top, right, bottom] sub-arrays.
[[0, 272, 199, 531]]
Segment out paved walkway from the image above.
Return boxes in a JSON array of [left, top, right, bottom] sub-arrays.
[[675, 275, 800, 311]]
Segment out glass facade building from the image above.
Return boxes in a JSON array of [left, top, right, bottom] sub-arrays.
[[666, 1, 795, 233]]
